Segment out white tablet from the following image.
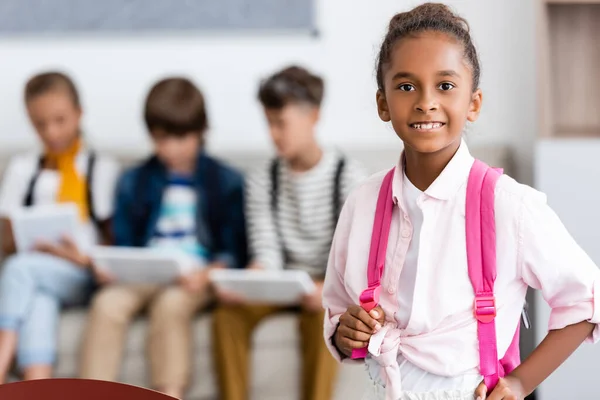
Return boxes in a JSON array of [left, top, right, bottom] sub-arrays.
[[91, 246, 199, 285], [209, 269, 316, 305], [11, 203, 79, 253]]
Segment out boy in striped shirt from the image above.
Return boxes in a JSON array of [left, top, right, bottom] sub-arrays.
[[212, 66, 367, 400]]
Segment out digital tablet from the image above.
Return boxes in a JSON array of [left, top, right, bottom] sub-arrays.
[[91, 246, 199, 285], [11, 203, 79, 253], [209, 269, 316, 305]]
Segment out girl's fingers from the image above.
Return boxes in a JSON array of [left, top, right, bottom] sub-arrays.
[[348, 305, 381, 331], [474, 381, 487, 400], [340, 313, 375, 334], [339, 336, 369, 350], [370, 306, 386, 324], [338, 324, 372, 342]]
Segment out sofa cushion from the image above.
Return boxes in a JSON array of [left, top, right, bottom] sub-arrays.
[[55, 308, 368, 400]]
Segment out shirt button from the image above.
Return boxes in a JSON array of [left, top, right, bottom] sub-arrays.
[[388, 286, 395, 294], [403, 214, 409, 220], [401, 229, 410, 238]]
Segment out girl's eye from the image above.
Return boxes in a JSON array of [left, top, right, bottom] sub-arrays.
[[438, 82, 455, 91], [398, 84, 415, 92]]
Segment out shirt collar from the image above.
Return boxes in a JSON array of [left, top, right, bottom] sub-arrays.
[[392, 139, 474, 204]]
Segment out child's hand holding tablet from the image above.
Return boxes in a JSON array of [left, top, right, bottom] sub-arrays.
[[11, 203, 79, 253], [35, 235, 91, 267], [90, 246, 201, 285], [209, 269, 316, 306]]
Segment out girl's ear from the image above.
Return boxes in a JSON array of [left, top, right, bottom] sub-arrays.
[[376, 90, 391, 122], [467, 88, 483, 122]]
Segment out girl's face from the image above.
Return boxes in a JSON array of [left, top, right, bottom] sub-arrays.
[[376, 31, 482, 155], [27, 90, 82, 153], [264, 103, 320, 161]]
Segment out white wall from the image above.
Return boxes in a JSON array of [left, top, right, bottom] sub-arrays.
[[534, 139, 600, 399], [0, 0, 536, 182]]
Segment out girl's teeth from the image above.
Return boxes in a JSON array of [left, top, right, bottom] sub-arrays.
[[413, 123, 442, 129]]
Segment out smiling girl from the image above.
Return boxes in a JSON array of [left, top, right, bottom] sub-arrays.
[[322, 4, 600, 400]]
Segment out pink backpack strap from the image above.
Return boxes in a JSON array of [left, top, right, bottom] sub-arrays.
[[351, 167, 395, 359], [466, 159, 503, 390]]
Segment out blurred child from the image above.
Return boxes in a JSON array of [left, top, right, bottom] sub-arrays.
[[212, 65, 367, 400], [79, 77, 247, 399], [0, 71, 120, 382]]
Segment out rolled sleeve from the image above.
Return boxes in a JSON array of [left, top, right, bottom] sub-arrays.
[[591, 279, 600, 343], [519, 190, 600, 342], [323, 309, 345, 363]]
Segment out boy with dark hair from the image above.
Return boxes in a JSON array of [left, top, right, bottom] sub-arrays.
[[212, 66, 367, 400], [80, 77, 247, 399]]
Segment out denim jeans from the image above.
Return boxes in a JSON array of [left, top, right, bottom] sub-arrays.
[[0, 252, 92, 369]]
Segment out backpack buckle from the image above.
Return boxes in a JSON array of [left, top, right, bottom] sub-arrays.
[[359, 286, 381, 312], [474, 295, 496, 323]]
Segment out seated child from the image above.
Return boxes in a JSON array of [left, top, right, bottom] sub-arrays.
[[79, 77, 247, 399], [212, 65, 367, 400], [0, 71, 120, 382]]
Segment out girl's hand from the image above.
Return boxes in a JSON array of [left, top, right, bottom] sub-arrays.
[[334, 305, 385, 358], [35, 236, 90, 268], [475, 376, 526, 400]]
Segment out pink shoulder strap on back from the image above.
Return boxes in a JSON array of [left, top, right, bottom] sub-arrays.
[[351, 167, 395, 360], [466, 159, 520, 391]]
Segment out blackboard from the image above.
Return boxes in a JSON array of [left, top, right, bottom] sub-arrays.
[[0, 0, 316, 35]]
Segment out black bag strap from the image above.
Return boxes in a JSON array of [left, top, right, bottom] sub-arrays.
[[86, 151, 99, 225], [269, 158, 279, 212], [269, 158, 290, 264], [23, 151, 99, 226], [332, 156, 346, 225], [23, 156, 44, 207]]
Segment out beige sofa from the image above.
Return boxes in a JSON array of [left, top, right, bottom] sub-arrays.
[[4, 143, 513, 400]]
